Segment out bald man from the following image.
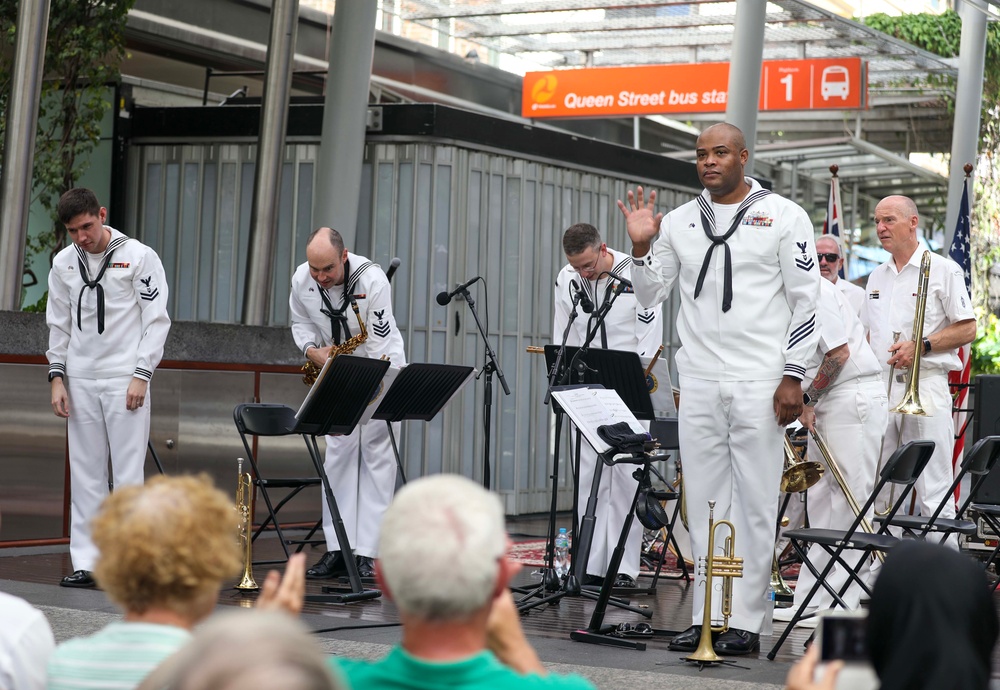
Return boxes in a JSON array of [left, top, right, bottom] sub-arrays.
[[862, 196, 975, 542], [619, 123, 820, 656], [289, 227, 406, 581]]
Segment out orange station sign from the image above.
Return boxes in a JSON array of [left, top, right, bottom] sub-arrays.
[[522, 58, 865, 118]]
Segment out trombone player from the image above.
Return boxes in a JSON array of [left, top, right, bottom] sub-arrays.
[[775, 275, 887, 625], [862, 196, 975, 543]]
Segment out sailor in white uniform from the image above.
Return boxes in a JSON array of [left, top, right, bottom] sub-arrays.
[[289, 227, 406, 580], [620, 123, 820, 656], [46, 188, 171, 589], [862, 196, 975, 538], [777, 278, 886, 623], [816, 234, 865, 317], [553, 223, 664, 587]]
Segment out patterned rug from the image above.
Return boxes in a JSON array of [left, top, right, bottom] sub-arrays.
[[510, 538, 685, 574]]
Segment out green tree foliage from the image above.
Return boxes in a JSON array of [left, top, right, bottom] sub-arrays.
[[864, 11, 1000, 375], [0, 0, 134, 271]]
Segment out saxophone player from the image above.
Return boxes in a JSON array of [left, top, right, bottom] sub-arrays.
[[289, 227, 407, 580], [862, 196, 975, 543]]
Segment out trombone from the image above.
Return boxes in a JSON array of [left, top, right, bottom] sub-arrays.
[[811, 430, 885, 565], [235, 457, 259, 591], [875, 250, 931, 515]]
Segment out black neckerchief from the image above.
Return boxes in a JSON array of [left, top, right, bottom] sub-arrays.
[[317, 259, 352, 345], [694, 185, 771, 312], [74, 233, 128, 334]]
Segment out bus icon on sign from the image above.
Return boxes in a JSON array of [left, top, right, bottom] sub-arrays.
[[820, 66, 850, 100]]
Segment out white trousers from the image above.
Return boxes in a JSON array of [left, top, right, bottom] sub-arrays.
[[880, 373, 955, 522], [575, 427, 643, 579], [321, 419, 399, 558], [65, 375, 149, 571], [793, 378, 887, 611], [678, 375, 784, 634]]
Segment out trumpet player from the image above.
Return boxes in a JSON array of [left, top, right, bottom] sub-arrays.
[[553, 223, 664, 588], [775, 277, 886, 624], [620, 123, 820, 656], [863, 196, 975, 537], [289, 227, 406, 581]]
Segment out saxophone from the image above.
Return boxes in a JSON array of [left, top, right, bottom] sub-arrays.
[[301, 298, 368, 385]]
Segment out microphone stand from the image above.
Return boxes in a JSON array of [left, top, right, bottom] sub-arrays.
[[516, 282, 647, 618], [456, 285, 510, 490]]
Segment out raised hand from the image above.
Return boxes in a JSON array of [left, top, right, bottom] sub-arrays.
[[616, 186, 664, 255]]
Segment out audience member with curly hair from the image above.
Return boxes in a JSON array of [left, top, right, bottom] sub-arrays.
[[46, 474, 304, 690]]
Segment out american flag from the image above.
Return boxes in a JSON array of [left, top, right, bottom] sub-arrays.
[[823, 170, 846, 279], [948, 174, 973, 481]]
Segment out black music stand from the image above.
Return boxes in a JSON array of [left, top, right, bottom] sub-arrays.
[[372, 362, 475, 485], [549, 346, 655, 585], [294, 355, 391, 604]]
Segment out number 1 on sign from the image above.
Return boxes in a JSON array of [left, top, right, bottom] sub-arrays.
[[780, 73, 793, 101]]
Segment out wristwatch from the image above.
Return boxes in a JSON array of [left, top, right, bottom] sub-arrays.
[[802, 392, 816, 408], [48, 372, 64, 383], [922, 337, 932, 355]]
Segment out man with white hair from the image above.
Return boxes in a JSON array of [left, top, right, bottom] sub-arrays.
[[815, 234, 864, 316], [327, 474, 594, 689]]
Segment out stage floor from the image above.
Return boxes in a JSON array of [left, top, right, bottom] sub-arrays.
[[0, 518, 808, 690], [1, 517, 996, 689]]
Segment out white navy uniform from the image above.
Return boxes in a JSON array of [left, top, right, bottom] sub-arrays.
[[632, 178, 820, 633], [794, 279, 886, 613], [289, 252, 406, 558], [553, 249, 664, 580], [836, 278, 865, 318], [46, 227, 171, 572], [862, 249, 973, 527]]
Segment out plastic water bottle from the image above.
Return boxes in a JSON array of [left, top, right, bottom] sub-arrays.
[[554, 528, 570, 578], [761, 583, 775, 636]]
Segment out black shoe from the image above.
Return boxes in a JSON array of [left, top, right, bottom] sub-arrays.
[[356, 556, 375, 579], [582, 574, 604, 588], [668, 625, 706, 652], [306, 551, 346, 580], [60, 570, 95, 588], [714, 628, 760, 656], [613, 573, 637, 588]]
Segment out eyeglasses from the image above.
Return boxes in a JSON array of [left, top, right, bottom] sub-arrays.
[[818, 253, 841, 263]]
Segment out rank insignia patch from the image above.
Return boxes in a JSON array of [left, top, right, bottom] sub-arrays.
[[139, 275, 159, 302], [372, 309, 390, 338]]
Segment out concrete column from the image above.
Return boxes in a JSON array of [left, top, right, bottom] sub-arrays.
[[724, 0, 766, 173], [0, 0, 51, 310], [242, 0, 300, 326], [312, 1, 378, 250], [943, 0, 987, 248]]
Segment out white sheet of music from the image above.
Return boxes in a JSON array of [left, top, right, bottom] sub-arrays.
[[550, 387, 644, 454]]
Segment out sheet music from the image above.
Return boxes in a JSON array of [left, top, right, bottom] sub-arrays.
[[358, 364, 402, 425], [550, 387, 645, 454], [296, 356, 335, 420]]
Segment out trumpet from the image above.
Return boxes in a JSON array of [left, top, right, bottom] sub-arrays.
[[302, 298, 368, 385], [235, 457, 259, 591], [687, 500, 743, 664], [876, 250, 930, 515], [810, 430, 884, 565]]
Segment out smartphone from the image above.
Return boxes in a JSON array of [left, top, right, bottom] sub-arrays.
[[815, 611, 879, 690], [818, 611, 869, 663]]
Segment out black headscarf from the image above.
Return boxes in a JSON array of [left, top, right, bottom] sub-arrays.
[[868, 540, 998, 690]]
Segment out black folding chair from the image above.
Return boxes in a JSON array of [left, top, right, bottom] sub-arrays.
[[766, 440, 935, 660], [633, 417, 691, 590], [233, 403, 323, 566], [877, 435, 1000, 542]]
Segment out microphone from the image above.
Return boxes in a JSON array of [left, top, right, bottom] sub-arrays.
[[384, 257, 401, 283], [571, 279, 594, 314], [436, 276, 479, 306], [602, 269, 633, 289]]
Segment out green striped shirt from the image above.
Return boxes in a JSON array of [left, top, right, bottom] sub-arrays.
[[47, 622, 191, 690]]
